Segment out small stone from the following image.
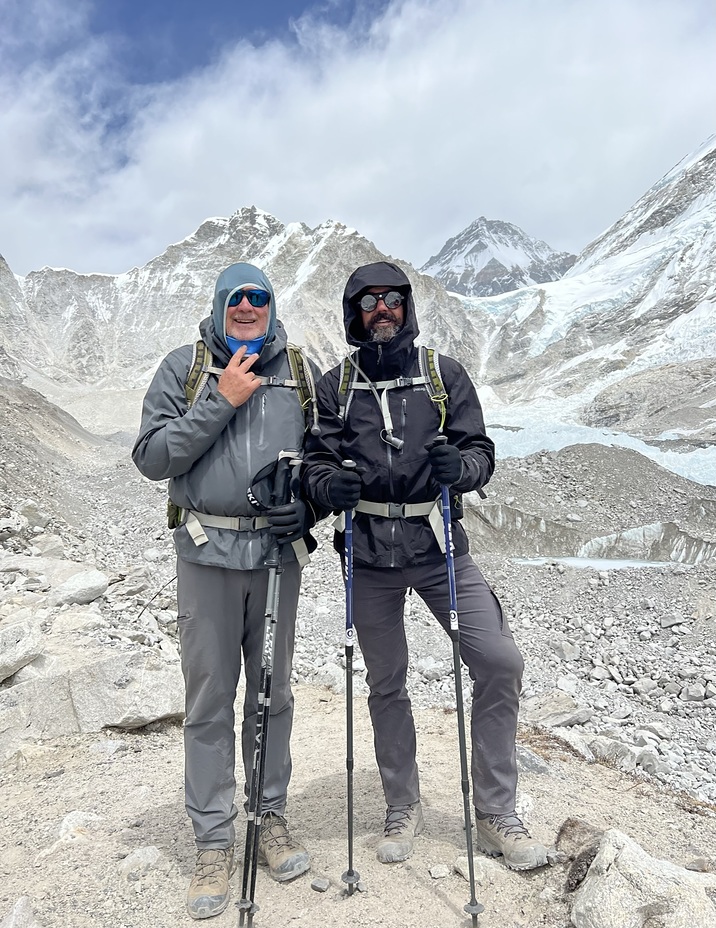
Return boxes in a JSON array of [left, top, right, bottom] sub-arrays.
[[685, 858, 715, 873], [311, 877, 330, 892]]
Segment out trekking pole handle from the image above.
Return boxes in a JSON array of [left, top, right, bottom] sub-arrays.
[[273, 450, 297, 507], [341, 460, 356, 646]]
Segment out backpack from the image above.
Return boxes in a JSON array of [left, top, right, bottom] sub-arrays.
[[337, 344, 449, 431], [167, 340, 319, 529], [336, 344, 487, 499]]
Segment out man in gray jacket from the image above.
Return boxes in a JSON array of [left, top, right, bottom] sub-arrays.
[[133, 262, 320, 919]]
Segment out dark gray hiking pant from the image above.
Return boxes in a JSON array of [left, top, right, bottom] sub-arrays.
[[351, 554, 524, 815], [177, 556, 301, 848]]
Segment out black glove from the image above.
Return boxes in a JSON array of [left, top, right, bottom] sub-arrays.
[[267, 500, 308, 544], [326, 469, 362, 510], [427, 442, 463, 485]]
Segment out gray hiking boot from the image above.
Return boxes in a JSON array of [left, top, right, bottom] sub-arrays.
[[376, 802, 424, 863], [186, 847, 235, 920], [474, 810, 548, 871], [257, 812, 310, 882]]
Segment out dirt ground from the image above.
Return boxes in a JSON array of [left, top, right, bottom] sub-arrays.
[[2, 683, 715, 928]]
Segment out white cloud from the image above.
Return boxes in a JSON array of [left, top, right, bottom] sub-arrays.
[[1, 0, 714, 275]]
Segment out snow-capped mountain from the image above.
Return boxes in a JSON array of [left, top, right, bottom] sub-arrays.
[[468, 136, 716, 444], [420, 217, 575, 297], [0, 136, 715, 457]]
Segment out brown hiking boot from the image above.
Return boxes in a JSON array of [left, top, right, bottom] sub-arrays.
[[474, 810, 548, 871], [186, 847, 235, 920], [257, 812, 310, 882], [376, 802, 424, 863]]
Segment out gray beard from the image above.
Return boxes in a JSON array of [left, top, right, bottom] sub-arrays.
[[368, 322, 403, 343]]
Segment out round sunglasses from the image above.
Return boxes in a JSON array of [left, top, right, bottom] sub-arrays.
[[357, 290, 404, 313], [228, 289, 270, 308]]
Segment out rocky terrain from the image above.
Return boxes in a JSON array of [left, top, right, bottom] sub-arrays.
[[1, 131, 715, 928], [1, 377, 715, 928]]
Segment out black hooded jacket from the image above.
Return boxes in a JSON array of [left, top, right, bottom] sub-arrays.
[[301, 262, 495, 568]]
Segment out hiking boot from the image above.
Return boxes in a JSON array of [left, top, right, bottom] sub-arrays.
[[257, 812, 310, 882], [186, 847, 235, 920], [376, 802, 424, 863], [474, 810, 548, 871]]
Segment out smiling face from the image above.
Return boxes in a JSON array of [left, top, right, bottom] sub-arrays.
[[360, 286, 405, 343], [225, 286, 270, 341]]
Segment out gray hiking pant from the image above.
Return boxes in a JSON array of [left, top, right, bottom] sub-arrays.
[[351, 554, 524, 815], [177, 556, 301, 848]]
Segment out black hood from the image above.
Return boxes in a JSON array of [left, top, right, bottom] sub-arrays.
[[343, 261, 419, 345]]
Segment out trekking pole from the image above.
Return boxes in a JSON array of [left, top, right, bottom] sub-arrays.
[[238, 453, 295, 928], [432, 436, 484, 927], [340, 459, 361, 897]]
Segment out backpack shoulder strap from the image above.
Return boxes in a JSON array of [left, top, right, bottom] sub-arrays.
[[418, 345, 448, 432], [185, 341, 213, 408], [287, 344, 320, 435], [418, 347, 488, 499], [337, 351, 359, 420]]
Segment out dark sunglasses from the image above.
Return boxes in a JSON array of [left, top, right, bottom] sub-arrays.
[[228, 289, 270, 308], [358, 290, 405, 312]]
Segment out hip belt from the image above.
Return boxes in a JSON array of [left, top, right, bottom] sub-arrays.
[[333, 497, 447, 554]]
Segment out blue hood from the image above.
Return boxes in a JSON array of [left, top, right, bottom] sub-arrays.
[[212, 262, 277, 350]]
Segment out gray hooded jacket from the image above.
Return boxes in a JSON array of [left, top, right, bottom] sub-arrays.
[[132, 263, 319, 570]]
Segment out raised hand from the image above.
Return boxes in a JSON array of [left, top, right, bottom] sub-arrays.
[[217, 345, 262, 408]]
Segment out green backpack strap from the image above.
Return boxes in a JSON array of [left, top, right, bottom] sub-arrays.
[[287, 344, 320, 435], [419, 345, 448, 432], [185, 340, 213, 408], [337, 351, 358, 420], [418, 346, 486, 499]]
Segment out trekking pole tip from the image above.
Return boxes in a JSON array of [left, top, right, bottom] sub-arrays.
[[341, 868, 361, 895], [464, 899, 484, 922]]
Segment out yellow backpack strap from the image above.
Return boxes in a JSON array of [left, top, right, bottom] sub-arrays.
[[287, 344, 320, 436], [419, 345, 448, 432], [185, 341, 213, 408]]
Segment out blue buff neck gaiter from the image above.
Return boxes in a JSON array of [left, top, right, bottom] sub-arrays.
[[226, 335, 266, 357]]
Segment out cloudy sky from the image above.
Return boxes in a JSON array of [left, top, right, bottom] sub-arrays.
[[1, 0, 714, 276]]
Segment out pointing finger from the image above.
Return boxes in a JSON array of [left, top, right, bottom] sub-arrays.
[[238, 351, 260, 369]]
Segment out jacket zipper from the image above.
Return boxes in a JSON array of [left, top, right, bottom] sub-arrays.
[[259, 393, 267, 446], [244, 404, 255, 563], [378, 345, 398, 567]]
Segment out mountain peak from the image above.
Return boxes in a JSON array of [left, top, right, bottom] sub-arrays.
[[421, 217, 575, 297]]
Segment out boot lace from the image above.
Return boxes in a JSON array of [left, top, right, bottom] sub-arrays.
[[194, 849, 230, 886], [260, 813, 295, 852], [489, 812, 531, 840], [384, 804, 415, 837]]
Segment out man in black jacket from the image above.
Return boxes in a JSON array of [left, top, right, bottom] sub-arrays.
[[302, 261, 547, 871]]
